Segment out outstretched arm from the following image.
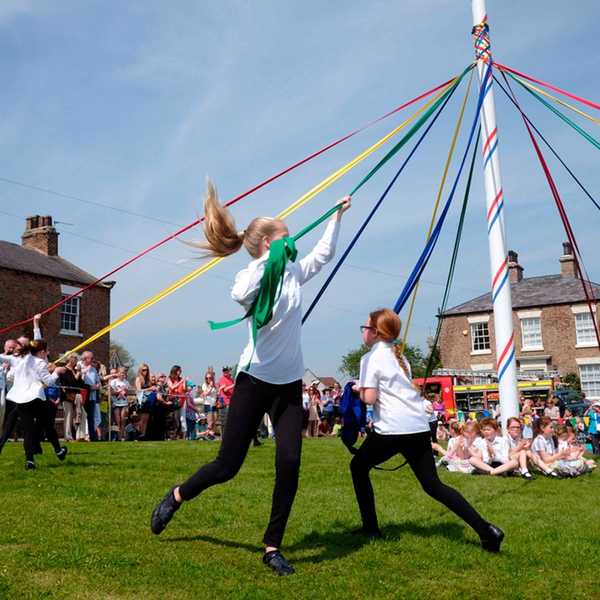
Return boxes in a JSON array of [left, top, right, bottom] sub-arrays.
[[298, 196, 350, 284]]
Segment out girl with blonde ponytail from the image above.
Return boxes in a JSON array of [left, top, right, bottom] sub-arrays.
[[152, 180, 351, 576], [351, 308, 505, 552]]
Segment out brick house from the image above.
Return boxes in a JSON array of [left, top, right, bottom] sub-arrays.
[[0, 215, 114, 365], [439, 243, 600, 399]]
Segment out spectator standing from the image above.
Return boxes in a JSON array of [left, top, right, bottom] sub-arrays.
[[79, 351, 102, 441], [585, 401, 600, 455], [167, 365, 188, 439], [110, 367, 130, 441], [217, 367, 234, 436], [307, 386, 320, 438], [58, 354, 84, 442], [135, 364, 155, 439], [201, 371, 218, 435]]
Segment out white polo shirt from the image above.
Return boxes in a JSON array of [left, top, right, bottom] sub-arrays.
[[234, 220, 340, 385], [359, 341, 429, 435], [488, 435, 510, 464]]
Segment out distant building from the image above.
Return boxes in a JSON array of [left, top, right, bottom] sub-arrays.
[[302, 369, 340, 391], [0, 215, 114, 365], [439, 243, 600, 399]]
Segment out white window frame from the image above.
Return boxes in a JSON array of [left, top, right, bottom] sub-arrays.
[[518, 310, 543, 352], [470, 319, 491, 355], [59, 284, 83, 337], [577, 359, 600, 400], [571, 305, 598, 348]]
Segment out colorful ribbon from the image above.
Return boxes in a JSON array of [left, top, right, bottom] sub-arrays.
[[401, 71, 474, 348], [493, 75, 600, 213], [507, 72, 600, 152], [500, 72, 600, 348], [494, 62, 600, 112], [302, 71, 467, 325], [57, 73, 464, 360], [393, 61, 492, 314], [0, 75, 457, 337]]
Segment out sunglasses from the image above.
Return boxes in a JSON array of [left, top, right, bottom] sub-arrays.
[[360, 325, 376, 333]]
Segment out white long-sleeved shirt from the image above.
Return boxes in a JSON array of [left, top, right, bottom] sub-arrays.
[[232, 219, 340, 384], [0, 353, 59, 404]]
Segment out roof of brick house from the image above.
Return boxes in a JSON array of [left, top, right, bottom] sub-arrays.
[[443, 274, 600, 316], [0, 240, 105, 286]]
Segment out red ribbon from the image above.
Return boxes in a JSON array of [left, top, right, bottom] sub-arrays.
[[495, 62, 600, 111], [502, 73, 600, 347], [0, 77, 455, 337]]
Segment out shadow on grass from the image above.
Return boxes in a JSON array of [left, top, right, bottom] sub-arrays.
[[160, 519, 476, 564]]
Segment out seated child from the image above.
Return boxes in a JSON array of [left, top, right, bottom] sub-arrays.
[[531, 417, 568, 477], [554, 425, 596, 476], [434, 422, 478, 474]]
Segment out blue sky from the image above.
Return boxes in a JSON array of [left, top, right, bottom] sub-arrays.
[[1, 1, 598, 382]]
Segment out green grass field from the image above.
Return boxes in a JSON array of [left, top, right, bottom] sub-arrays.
[[0, 438, 598, 600]]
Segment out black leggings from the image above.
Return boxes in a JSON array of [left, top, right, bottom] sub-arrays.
[[179, 372, 303, 548], [350, 431, 488, 536], [17, 399, 61, 461], [0, 399, 19, 447]]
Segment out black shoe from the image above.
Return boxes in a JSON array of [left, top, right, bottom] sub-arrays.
[[480, 524, 504, 552], [151, 487, 181, 535], [56, 447, 68, 462], [521, 471, 533, 480], [25, 461, 36, 470], [262, 550, 295, 576], [546, 470, 560, 478], [351, 527, 383, 540]]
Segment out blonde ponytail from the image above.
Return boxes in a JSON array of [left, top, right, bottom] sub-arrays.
[[198, 180, 244, 258], [192, 180, 288, 259]]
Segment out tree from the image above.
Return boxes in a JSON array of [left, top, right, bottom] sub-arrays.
[[561, 372, 581, 392], [339, 344, 370, 378], [109, 340, 135, 371], [339, 342, 435, 379]]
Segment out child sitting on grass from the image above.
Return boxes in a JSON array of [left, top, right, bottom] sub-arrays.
[[433, 421, 474, 474], [554, 425, 595, 476]]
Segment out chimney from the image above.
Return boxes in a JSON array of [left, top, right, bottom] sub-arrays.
[[560, 241, 577, 278], [507, 250, 523, 283], [21, 215, 59, 256]]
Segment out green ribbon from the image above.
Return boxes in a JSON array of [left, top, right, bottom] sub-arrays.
[[208, 205, 340, 366], [509, 72, 600, 152], [208, 64, 476, 363]]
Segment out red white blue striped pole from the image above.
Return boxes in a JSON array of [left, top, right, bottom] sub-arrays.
[[471, 0, 519, 427]]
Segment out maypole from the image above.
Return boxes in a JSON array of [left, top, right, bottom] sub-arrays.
[[471, 0, 519, 426]]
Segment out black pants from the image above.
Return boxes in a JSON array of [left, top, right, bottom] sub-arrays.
[[17, 399, 61, 462], [350, 431, 488, 536], [179, 372, 303, 548], [0, 399, 19, 447]]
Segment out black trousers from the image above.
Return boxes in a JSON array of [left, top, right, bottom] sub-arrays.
[[0, 399, 19, 447], [17, 399, 61, 461], [179, 372, 303, 548], [350, 431, 488, 536]]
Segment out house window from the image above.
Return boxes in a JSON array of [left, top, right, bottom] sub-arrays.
[[575, 312, 597, 346], [60, 296, 80, 334], [521, 317, 542, 350], [579, 363, 600, 399], [470, 322, 490, 352]]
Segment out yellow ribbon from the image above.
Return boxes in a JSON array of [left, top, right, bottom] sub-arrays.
[[401, 71, 474, 349], [58, 77, 457, 361], [514, 75, 600, 126]]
